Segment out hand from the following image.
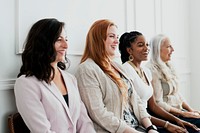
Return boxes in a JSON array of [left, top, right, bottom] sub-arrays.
[[182, 120, 200, 131], [192, 110, 200, 115], [178, 120, 200, 132], [166, 123, 188, 133], [182, 111, 200, 118]]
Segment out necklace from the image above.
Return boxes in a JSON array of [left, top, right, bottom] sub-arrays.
[[128, 61, 148, 85], [128, 61, 143, 77]]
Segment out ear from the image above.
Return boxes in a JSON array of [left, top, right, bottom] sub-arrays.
[[126, 47, 133, 55]]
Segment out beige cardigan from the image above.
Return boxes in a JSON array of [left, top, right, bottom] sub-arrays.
[[75, 59, 149, 133], [147, 64, 185, 112]]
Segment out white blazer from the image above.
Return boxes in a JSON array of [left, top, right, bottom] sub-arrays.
[[14, 69, 96, 133]]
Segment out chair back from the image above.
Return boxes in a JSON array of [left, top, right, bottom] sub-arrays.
[[8, 112, 30, 133]]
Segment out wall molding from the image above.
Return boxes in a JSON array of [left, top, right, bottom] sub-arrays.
[[0, 79, 16, 91], [125, 0, 135, 31]]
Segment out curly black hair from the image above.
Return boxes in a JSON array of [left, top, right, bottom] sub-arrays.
[[119, 31, 143, 63]]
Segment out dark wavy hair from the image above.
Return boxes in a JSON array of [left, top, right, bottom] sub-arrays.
[[119, 31, 143, 63], [18, 18, 70, 83]]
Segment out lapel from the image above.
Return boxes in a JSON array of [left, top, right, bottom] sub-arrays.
[[59, 70, 76, 113], [111, 61, 130, 80], [142, 68, 151, 86], [42, 71, 74, 124]]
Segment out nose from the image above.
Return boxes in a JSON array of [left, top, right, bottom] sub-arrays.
[[63, 40, 68, 49], [115, 40, 119, 44], [171, 46, 174, 52], [144, 44, 150, 51], [115, 37, 119, 44]]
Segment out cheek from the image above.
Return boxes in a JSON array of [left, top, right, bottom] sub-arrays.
[[161, 49, 168, 55], [160, 50, 167, 60], [54, 43, 60, 50]]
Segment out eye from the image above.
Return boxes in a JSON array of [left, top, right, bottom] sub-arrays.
[[138, 42, 144, 47], [109, 35, 115, 38], [167, 45, 172, 48], [57, 38, 62, 42]]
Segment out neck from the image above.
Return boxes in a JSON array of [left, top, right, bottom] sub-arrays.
[[131, 60, 141, 69], [128, 60, 148, 85], [50, 62, 60, 80], [51, 62, 57, 69], [128, 61, 143, 76]]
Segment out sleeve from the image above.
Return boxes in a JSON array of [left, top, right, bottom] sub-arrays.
[[75, 66, 127, 133], [14, 77, 56, 133], [151, 70, 171, 112], [177, 92, 186, 104], [71, 76, 96, 133], [76, 100, 96, 133]]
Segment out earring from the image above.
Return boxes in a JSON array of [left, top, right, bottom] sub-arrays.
[[129, 55, 134, 61]]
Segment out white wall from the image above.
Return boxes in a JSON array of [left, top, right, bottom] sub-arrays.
[[189, 0, 200, 110], [0, 0, 21, 132], [161, 0, 191, 103], [0, 0, 197, 132]]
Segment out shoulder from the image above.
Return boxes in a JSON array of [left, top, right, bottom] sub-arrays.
[[76, 58, 101, 74], [112, 61, 134, 80], [121, 62, 137, 77], [122, 62, 132, 69], [14, 75, 42, 95], [15, 75, 39, 86], [146, 62, 161, 76], [112, 61, 130, 72]]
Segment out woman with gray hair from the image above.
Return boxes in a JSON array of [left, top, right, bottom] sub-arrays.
[[147, 34, 200, 128]]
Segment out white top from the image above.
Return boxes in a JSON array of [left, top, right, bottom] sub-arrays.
[[122, 62, 153, 108]]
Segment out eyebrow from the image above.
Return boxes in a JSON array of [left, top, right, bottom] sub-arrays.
[[137, 41, 145, 44], [59, 35, 67, 38], [107, 33, 115, 35]]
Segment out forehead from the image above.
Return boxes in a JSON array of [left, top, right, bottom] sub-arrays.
[[135, 35, 146, 42], [107, 25, 117, 34], [60, 28, 66, 37], [162, 37, 171, 45]]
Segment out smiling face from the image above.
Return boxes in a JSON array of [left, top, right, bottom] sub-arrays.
[[104, 25, 119, 58], [127, 35, 150, 63], [54, 28, 68, 63], [160, 38, 174, 62]]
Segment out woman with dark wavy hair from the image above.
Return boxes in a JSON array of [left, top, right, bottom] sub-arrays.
[[14, 18, 95, 133]]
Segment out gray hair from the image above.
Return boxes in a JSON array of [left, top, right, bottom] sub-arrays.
[[148, 34, 177, 81]]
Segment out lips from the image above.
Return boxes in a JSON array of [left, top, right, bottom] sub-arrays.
[[111, 45, 117, 49], [57, 50, 66, 55], [143, 52, 149, 56]]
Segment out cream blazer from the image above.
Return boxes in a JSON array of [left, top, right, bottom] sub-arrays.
[[75, 59, 150, 133], [14, 69, 96, 133], [148, 64, 184, 111]]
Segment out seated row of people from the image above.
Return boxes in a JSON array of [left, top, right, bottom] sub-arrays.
[[14, 18, 200, 133]]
